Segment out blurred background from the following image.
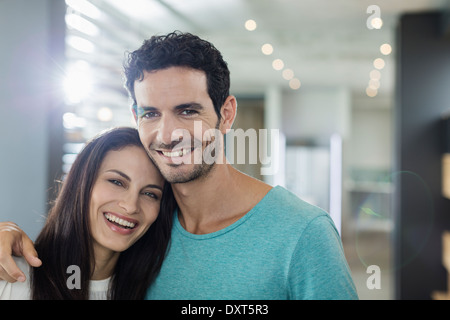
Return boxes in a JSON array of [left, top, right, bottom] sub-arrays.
[[1, 0, 450, 300]]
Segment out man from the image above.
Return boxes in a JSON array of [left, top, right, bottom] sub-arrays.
[[0, 31, 358, 299]]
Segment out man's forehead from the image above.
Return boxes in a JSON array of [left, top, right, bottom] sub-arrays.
[[134, 68, 211, 107], [135, 67, 207, 87]]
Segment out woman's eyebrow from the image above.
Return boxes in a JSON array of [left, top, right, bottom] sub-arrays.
[[107, 169, 163, 191], [144, 184, 163, 191], [106, 169, 131, 181]]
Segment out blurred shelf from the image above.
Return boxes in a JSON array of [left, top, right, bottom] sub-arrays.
[[354, 218, 394, 233], [345, 180, 393, 194]]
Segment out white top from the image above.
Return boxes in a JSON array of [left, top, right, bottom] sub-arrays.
[[0, 257, 110, 300]]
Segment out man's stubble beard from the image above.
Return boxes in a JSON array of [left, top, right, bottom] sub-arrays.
[[162, 159, 216, 184], [148, 120, 222, 184]]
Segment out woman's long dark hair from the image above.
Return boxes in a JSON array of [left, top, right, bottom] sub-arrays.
[[31, 127, 175, 299]]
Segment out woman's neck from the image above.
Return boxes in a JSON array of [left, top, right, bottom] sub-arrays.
[[91, 244, 119, 280]]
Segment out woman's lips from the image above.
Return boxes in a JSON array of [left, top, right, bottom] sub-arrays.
[[103, 212, 139, 235]]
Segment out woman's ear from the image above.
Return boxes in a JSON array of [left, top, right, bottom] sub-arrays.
[[219, 95, 237, 134]]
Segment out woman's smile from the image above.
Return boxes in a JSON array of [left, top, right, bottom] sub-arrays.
[[103, 212, 139, 235]]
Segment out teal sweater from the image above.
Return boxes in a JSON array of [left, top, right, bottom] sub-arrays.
[[146, 186, 358, 300]]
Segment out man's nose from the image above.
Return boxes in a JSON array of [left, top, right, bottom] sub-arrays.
[[156, 116, 187, 147]]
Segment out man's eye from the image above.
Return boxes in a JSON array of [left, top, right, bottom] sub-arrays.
[[181, 110, 198, 116], [142, 111, 159, 118], [136, 107, 159, 119]]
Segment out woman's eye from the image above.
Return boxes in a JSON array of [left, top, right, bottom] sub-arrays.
[[143, 191, 159, 200], [109, 179, 123, 187]]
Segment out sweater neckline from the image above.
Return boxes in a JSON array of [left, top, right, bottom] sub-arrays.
[[174, 186, 280, 240]]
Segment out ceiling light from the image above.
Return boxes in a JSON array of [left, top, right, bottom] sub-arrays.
[[370, 69, 381, 80], [245, 19, 257, 31], [65, 0, 102, 20], [97, 107, 113, 122], [373, 58, 385, 70], [67, 35, 95, 53], [65, 14, 100, 37], [261, 43, 273, 55], [369, 79, 380, 89], [380, 43, 392, 55], [282, 69, 294, 80], [63, 60, 93, 104], [272, 59, 284, 71], [63, 112, 87, 129], [370, 17, 383, 29], [289, 78, 301, 90], [366, 87, 378, 98]]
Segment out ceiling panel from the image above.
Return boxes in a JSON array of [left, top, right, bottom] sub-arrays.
[[92, 0, 449, 96], [64, 0, 449, 143]]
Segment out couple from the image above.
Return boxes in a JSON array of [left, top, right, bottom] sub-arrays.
[[0, 31, 358, 300]]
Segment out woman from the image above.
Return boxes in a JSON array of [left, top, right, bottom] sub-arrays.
[[0, 127, 175, 299]]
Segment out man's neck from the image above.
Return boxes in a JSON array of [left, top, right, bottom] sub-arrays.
[[172, 163, 272, 235]]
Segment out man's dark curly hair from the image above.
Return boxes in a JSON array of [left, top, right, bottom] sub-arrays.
[[123, 31, 230, 120]]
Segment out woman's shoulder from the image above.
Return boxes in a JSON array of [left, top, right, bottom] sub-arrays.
[[0, 256, 31, 300]]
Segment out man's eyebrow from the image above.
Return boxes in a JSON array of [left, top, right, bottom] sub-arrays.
[[136, 106, 157, 117], [174, 103, 204, 111], [136, 103, 203, 114], [137, 106, 157, 110]]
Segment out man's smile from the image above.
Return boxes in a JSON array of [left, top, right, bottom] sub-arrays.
[[159, 147, 194, 158]]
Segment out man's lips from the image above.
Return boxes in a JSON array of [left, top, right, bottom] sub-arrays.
[[158, 147, 194, 158]]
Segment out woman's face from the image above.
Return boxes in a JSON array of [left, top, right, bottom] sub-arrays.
[[89, 145, 164, 255]]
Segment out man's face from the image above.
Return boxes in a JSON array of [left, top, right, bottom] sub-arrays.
[[134, 66, 223, 183]]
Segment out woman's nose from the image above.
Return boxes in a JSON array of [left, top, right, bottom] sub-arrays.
[[118, 192, 139, 214]]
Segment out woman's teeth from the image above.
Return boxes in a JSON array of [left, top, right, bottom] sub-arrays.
[[104, 213, 136, 229]]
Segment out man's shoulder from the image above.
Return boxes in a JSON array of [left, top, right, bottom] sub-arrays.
[[259, 186, 328, 217], [252, 185, 332, 231]]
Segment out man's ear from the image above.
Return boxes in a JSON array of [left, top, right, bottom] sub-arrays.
[[219, 95, 237, 133], [131, 104, 138, 122]]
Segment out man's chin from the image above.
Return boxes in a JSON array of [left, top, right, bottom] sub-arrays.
[[160, 163, 216, 184]]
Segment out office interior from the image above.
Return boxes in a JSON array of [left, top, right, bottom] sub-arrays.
[[1, 0, 450, 300]]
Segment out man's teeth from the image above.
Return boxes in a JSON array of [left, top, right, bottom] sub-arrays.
[[161, 148, 191, 158], [104, 213, 136, 229]]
